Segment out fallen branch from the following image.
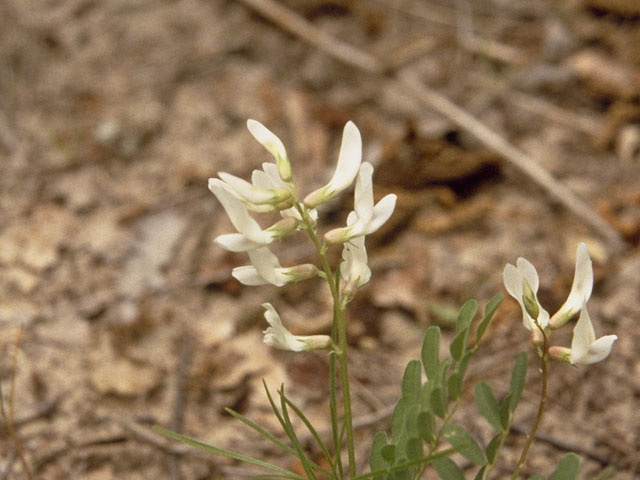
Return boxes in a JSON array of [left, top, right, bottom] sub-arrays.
[[236, 0, 625, 252]]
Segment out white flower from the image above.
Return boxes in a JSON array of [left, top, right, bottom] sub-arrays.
[[209, 179, 292, 252], [247, 120, 292, 182], [549, 243, 593, 329], [232, 247, 318, 287], [324, 162, 397, 244], [549, 304, 617, 365], [340, 221, 371, 301], [217, 171, 291, 206], [303, 121, 363, 208], [262, 303, 331, 352], [503, 258, 549, 344]]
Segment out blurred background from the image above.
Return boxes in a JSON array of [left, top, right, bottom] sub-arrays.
[[1, 0, 639, 478]]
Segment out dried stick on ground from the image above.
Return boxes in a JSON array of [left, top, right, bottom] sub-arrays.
[[236, 0, 625, 252]]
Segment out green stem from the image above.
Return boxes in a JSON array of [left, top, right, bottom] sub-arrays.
[[335, 303, 357, 478], [296, 202, 356, 478], [511, 329, 548, 480]]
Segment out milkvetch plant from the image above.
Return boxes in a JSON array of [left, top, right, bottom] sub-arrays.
[[155, 120, 617, 480]]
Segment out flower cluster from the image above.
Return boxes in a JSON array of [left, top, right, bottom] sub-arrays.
[[209, 120, 396, 351], [504, 243, 617, 365]]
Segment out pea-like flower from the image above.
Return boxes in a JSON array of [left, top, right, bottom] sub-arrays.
[[324, 162, 397, 244], [262, 303, 331, 352], [549, 243, 593, 329], [549, 304, 617, 365], [303, 121, 363, 208], [247, 120, 292, 182], [339, 217, 371, 302], [209, 179, 296, 252], [503, 257, 550, 344], [232, 247, 319, 287]]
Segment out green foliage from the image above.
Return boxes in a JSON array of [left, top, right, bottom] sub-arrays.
[[550, 453, 581, 480], [474, 382, 503, 431], [367, 296, 507, 480]]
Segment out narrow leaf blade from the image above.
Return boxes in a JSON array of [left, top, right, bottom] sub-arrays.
[[474, 382, 503, 431]]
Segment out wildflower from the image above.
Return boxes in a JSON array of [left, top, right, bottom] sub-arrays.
[[247, 120, 292, 182], [209, 179, 294, 252], [303, 121, 363, 208], [324, 162, 397, 244], [262, 303, 331, 352], [217, 171, 291, 206], [548, 304, 617, 365], [340, 222, 371, 301], [232, 247, 318, 287], [503, 258, 550, 344], [549, 243, 593, 329]]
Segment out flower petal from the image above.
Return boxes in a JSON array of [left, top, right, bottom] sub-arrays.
[[570, 306, 596, 364], [219, 172, 290, 205], [214, 233, 264, 252], [354, 162, 374, 224], [583, 335, 617, 365], [248, 248, 287, 287], [247, 120, 291, 181], [262, 303, 307, 351], [303, 121, 362, 207], [340, 235, 371, 288], [208, 179, 268, 242], [232, 266, 269, 285], [550, 242, 594, 329], [364, 194, 397, 235]]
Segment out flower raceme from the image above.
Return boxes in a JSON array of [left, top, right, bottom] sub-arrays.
[[209, 119, 395, 350], [504, 242, 616, 365]]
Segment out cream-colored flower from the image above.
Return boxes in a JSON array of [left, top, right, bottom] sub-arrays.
[[549, 304, 617, 365], [503, 257, 549, 344], [262, 303, 331, 352], [232, 247, 318, 287], [324, 162, 396, 244], [303, 121, 362, 208], [247, 120, 292, 182], [209, 179, 293, 252], [339, 218, 371, 301], [549, 243, 593, 329]]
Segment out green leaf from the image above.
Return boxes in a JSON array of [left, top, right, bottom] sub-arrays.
[[433, 457, 465, 480], [475, 294, 503, 345], [550, 453, 581, 480], [417, 411, 435, 443], [456, 299, 478, 332], [510, 351, 528, 413], [381, 444, 396, 464], [225, 407, 296, 457], [430, 387, 447, 419], [422, 327, 441, 381], [451, 300, 478, 362], [448, 353, 471, 400], [404, 404, 420, 437], [594, 466, 616, 480], [485, 433, 502, 464], [281, 396, 334, 473], [279, 388, 318, 480], [153, 426, 305, 479], [405, 437, 423, 461], [473, 465, 488, 480], [391, 398, 407, 442], [474, 382, 503, 431], [499, 393, 512, 430], [370, 431, 389, 472], [444, 424, 487, 465], [402, 360, 422, 405], [447, 371, 463, 400]]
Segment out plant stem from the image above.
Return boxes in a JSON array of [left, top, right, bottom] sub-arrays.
[[335, 303, 357, 478], [297, 203, 356, 478], [511, 330, 548, 480]]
